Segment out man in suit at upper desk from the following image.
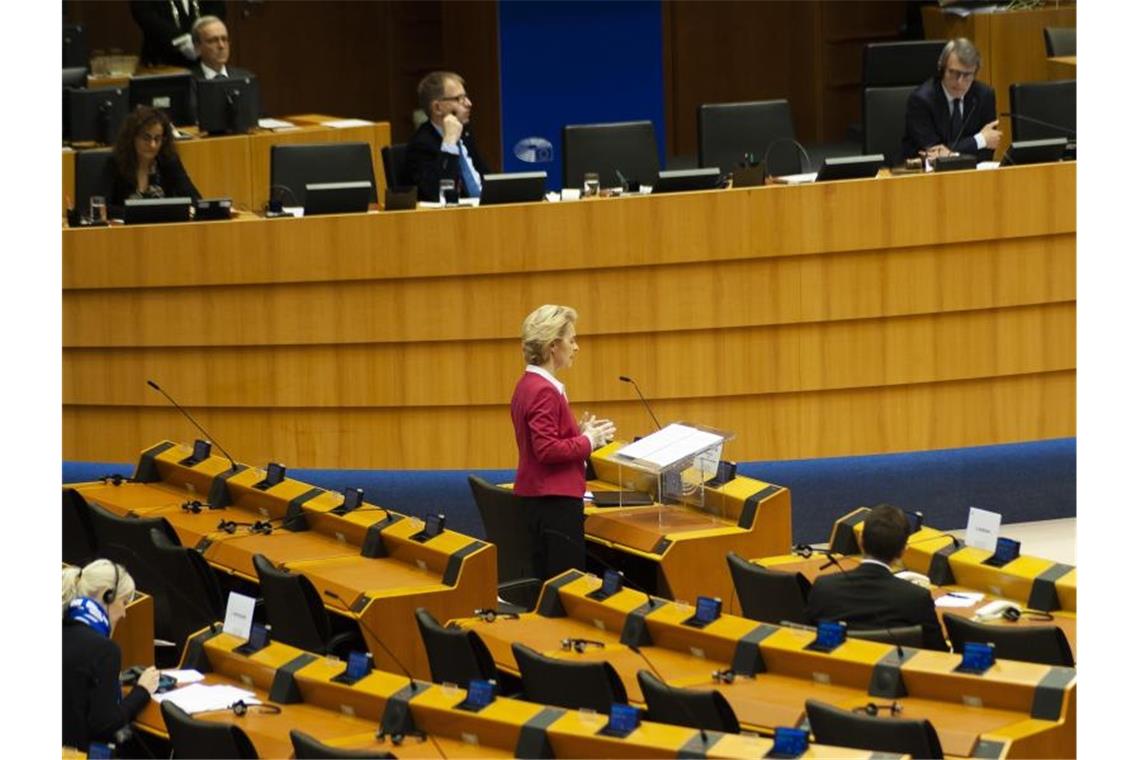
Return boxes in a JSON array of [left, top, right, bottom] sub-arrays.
[[901, 37, 1001, 162], [406, 71, 493, 202], [190, 16, 252, 81], [806, 504, 949, 651]]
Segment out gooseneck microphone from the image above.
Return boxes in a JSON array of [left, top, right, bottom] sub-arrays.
[[146, 380, 240, 472], [618, 376, 662, 431], [998, 111, 1075, 139], [543, 527, 662, 612]]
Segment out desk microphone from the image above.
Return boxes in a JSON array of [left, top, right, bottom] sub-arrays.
[[543, 527, 663, 612], [949, 98, 978, 152], [906, 530, 963, 551], [146, 379, 240, 473], [618, 376, 662, 431], [762, 137, 815, 176], [998, 111, 1075, 139]]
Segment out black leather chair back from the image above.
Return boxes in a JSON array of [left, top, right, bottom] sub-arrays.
[[1009, 80, 1076, 142], [269, 142, 377, 205], [512, 642, 627, 714], [864, 85, 917, 166], [847, 624, 925, 649], [637, 670, 740, 733], [63, 23, 88, 69], [697, 99, 800, 177], [943, 614, 1074, 667], [74, 148, 114, 215], [467, 475, 537, 583], [415, 607, 496, 688], [1043, 27, 1076, 57], [806, 698, 943, 759], [290, 729, 394, 759], [562, 120, 659, 190], [726, 551, 811, 625], [161, 701, 259, 759], [380, 143, 411, 188], [149, 528, 225, 647], [252, 553, 332, 654], [863, 40, 946, 86], [62, 488, 97, 566]]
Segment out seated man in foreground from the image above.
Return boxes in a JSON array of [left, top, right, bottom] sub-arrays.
[[806, 504, 949, 650]]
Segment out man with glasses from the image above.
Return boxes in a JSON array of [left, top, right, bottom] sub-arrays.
[[902, 38, 1001, 161], [407, 71, 494, 202]]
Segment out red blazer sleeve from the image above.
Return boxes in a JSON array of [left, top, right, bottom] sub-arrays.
[[526, 384, 591, 464]]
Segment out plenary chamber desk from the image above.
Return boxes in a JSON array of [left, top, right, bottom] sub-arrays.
[[62, 162, 1076, 471]]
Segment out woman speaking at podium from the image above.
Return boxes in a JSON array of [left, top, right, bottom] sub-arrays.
[[512, 305, 616, 579]]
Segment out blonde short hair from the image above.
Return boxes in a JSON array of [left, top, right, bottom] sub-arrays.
[[521, 305, 578, 366], [62, 559, 136, 612]]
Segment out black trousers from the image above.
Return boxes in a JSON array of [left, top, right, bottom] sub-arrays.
[[521, 495, 585, 580]]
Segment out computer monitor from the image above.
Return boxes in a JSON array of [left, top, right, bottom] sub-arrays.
[[479, 172, 547, 206], [123, 197, 192, 225], [1001, 138, 1066, 167], [815, 154, 884, 182], [68, 87, 128, 144], [562, 120, 660, 190], [196, 75, 260, 134], [129, 72, 197, 126], [269, 142, 377, 207], [652, 168, 721, 194], [303, 181, 372, 216]]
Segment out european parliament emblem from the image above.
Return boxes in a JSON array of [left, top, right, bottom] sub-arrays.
[[513, 137, 553, 163]]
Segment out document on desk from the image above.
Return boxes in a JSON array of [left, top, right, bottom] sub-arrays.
[[323, 118, 373, 129], [936, 592, 985, 608], [257, 117, 296, 130], [153, 683, 259, 713], [616, 423, 723, 468]]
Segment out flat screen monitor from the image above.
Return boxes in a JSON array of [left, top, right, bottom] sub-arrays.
[[652, 167, 721, 194], [815, 154, 884, 182], [196, 75, 260, 134], [123, 197, 192, 225], [68, 87, 127, 144], [270, 142, 377, 207], [480, 172, 547, 206], [563, 120, 659, 190], [304, 181, 371, 216], [129, 72, 197, 126], [1000, 138, 1066, 166]]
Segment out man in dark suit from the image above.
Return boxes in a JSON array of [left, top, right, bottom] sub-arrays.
[[190, 16, 252, 81], [902, 38, 1001, 161], [406, 71, 493, 202], [806, 505, 949, 651]]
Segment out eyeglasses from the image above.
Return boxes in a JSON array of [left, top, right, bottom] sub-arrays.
[[945, 67, 977, 82], [438, 93, 471, 104], [137, 132, 164, 144]]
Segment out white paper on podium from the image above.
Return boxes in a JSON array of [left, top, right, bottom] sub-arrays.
[[615, 423, 723, 469]]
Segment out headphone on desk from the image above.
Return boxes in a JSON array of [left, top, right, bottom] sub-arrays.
[[711, 668, 737, 684], [561, 638, 605, 654], [854, 701, 903, 717], [1002, 607, 1054, 623], [230, 700, 282, 717], [474, 608, 519, 623]]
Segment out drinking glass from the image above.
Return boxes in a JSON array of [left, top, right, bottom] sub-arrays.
[[582, 172, 600, 197], [439, 179, 457, 205], [89, 195, 107, 224]]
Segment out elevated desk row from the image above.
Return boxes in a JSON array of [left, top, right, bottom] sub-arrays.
[[62, 162, 1076, 469], [455, 570, 1076, 758], [62, 115, 392, 215], [134, 626, 884, 759]]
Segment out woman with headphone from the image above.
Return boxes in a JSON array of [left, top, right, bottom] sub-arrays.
[[62, 559, 160, 751]]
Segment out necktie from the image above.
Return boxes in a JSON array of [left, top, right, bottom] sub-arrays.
[[950, 98, 963, 145], [457, 140, 481, 199]]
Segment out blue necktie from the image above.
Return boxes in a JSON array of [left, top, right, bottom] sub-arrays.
[[458, 141, 481, 198]]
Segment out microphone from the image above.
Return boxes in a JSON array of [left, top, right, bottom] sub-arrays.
[[543, 527, 663, 612], [998, 111, 1075, 140], [949, 98, 978, 153], [618, 376, 662, 431], [146, 380, 240, 473], [906, 530, 963, 551], [761, 136, 814, 176]]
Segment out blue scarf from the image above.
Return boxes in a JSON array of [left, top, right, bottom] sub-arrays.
[[65, 596, 111, 638]]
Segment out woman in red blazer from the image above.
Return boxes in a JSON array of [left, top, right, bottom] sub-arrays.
[[511, 305, 615, 579]]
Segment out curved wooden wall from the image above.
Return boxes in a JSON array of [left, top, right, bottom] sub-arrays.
[[63, 163, 1076, 468]]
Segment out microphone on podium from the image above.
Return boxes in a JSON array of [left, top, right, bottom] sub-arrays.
[[618, 375, 662, 431]]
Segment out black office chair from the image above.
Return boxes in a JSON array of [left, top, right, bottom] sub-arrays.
[[637, 670, 740, 733], [562, 120, 659, 190], [697, 99, 801, 177], [290, 729, 395, 759], [863, 40, 946, 87], [269, 142, 377, 207], [63, 22, 88, 69], [161, 701, 260, 759], [380, 143, 411, 188], [1043, 27, 1076, 58], [467, 475, 543, 610], [62, 488, 97, 566], [149, 528, 226, 647], [847, 625, 925, 649], [863, 85, 917, 166], [414, 608, 497, 688], [805, 698, 943, 758], [942, 614, 1074, 667], [252, 553, 364, 658], [726, 551, 811, 625], [512, 642, 627, 714], [1009, 80, 1076, 142], [74, 148, 114, 213]]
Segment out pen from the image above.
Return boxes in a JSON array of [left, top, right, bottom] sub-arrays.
[[945, 592, 973, 599]]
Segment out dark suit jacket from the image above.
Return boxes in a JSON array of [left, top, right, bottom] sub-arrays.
[[902, 76, 996, 160], [62, 620, 151, 749], [511, 371, 591, 499], [405, 120, 493, 201], [105, 152, 202, 210], [130, 0, 227, 68], [805, 561, 949, 651]]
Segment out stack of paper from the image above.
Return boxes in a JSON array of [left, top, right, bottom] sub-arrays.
[[153, 683, 260, 714]]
